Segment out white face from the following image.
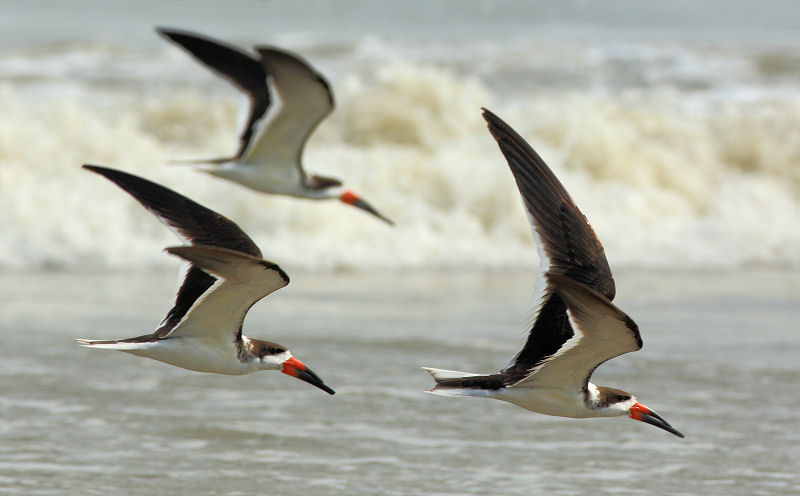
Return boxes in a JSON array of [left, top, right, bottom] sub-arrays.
[[259, 350, 292, 370], [607, 396, 639, 416], [587, 383, 639, 417]]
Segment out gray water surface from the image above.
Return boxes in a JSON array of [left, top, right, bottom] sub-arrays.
[[1, 269, 798, 495]]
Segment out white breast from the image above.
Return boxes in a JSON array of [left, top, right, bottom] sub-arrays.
[[494, 385, 597, 418], [120, 337, 256, 376]]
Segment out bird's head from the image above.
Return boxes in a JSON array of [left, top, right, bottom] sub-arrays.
[[595, 385, 684, 438], [250, 340, 335, 395]]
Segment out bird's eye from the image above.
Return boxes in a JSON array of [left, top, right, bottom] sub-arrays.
[[618, 395, 630, 402]]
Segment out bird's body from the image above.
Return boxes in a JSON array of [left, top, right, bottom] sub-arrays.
[[423, 275, 642, 421], [423, 110, 683, 438], [201, 161, 303, 198], [77, 165, 334, 395], [158, 27, 392, 224], [85, 333, 249, 375], [500, 383, 626, 419]]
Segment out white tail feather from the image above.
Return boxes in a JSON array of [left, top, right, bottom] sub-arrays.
[[75, 339, 154, 352], [421, 367, 481, 380], [423, 387, 495, 398], [421, 367, 496, 398]]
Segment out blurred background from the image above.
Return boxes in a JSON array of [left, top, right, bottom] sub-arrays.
[[1, 0, 798, 271], [1, 2, 798, 495]]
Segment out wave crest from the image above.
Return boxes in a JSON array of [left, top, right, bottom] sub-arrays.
[[334, 62, 488, 148], [1, 60, 798, 270]]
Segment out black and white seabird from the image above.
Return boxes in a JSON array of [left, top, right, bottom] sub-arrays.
[[422, 109, 683, 438], [76, 164, 334, 395], [157, 27, 392, 225]]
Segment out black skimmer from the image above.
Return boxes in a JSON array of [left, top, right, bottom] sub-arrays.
[[422, 109, 683, 438], [156, 27, 393, 225], [76, 164, 335, 395]]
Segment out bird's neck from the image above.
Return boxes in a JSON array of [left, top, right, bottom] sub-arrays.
[[585, 382, 602, 408]]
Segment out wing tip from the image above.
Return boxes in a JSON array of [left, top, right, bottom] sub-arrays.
[[155, 26, 199, 43], [82, 163, 104, 174], [481, 108, 535, 159], [81, 163, 129, 185]]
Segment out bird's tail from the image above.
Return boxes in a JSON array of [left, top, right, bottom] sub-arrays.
[[168, 156, 235, 166], [421, 367, 504, 398], [75, 338, 155, 352]]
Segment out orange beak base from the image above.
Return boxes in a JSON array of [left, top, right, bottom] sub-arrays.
[[339, 189, 393, 225], [281, 357, 335, 395], [629, 402, 684, 438]]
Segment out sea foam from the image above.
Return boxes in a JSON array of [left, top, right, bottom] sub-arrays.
[[1, 44, 798, 271]]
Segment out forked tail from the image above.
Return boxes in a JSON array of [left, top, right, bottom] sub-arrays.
[[422, 367, 506, 398], [75, 336, 157, 352]]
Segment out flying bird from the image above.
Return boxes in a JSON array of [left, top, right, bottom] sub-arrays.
[[77, 164, 335, 395], [422, 109, 683, 438], [157, 27, 392, 225]]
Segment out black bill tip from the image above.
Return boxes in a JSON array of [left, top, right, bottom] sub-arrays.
[[630, 402, 684, 438]]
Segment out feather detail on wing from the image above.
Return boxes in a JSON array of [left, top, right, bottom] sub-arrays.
[[512, 275, 642, 392], [82, 164, 263, 333], [481, 109, 616, 377], [243, 47, 334, 169], [156, 27, 270, 160], [163, 245, 289, 341]]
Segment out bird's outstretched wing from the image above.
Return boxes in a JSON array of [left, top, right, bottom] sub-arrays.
[[164, 245, 288, 340], [157, 27, 270, 161], [512, 275, 641, 391], [83, 165, 263, 336], [481, 109, 615, 382], [243, 46, 334, 173]]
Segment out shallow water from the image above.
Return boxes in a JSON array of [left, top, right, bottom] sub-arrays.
[[0, 268, 798, 495]]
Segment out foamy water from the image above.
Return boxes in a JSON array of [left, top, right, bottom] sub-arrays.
[[1, 10, 799, 271]]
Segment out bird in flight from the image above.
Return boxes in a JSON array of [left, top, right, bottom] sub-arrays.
[[77, 164, 334, 395], [157, 27, 392, 225], [423, 109, 683, 438]]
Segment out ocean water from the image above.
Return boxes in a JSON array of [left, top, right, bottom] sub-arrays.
[[1, 269, 799, 495], [1, 1, 800, 495]]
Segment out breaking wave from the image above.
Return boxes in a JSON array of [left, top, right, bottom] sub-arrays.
[[1, 41, 798, 271]]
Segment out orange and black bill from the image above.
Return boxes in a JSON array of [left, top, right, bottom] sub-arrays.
[[281, 357, 335, 395], [340, 190, 394, 225], [630, 402, 684, 438]]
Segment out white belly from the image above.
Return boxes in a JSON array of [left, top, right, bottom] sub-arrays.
[[496, 386, 597, 418], [122, 337, 256, 375], [205, 163, 304, 197]]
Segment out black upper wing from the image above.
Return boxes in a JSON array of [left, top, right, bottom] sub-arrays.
[[83, 164, 262, 335], [157, 27, 270, 161], [482, 109, 615, 382]]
